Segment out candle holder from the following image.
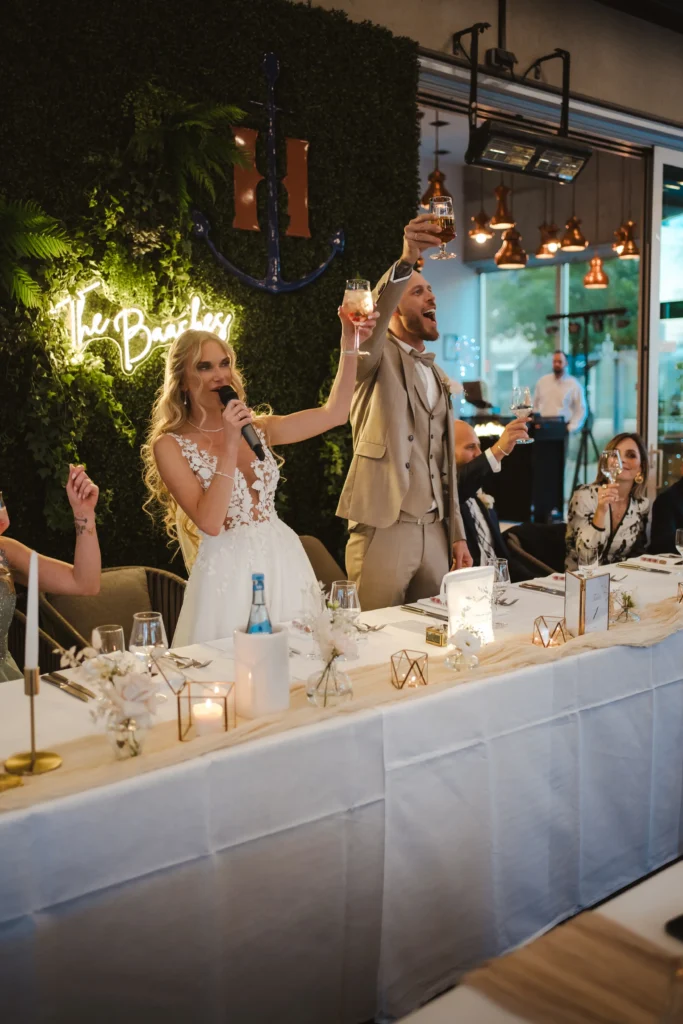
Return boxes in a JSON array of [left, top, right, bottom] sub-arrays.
[[532, 615, 569, 648], [390, 650, 428, 690], [5, 668, 63, 776], [177, 680, 235, 741]]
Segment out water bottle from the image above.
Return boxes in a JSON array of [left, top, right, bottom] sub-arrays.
[[246, 573, 272, 634]]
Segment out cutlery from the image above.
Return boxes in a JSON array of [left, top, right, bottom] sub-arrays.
[[43, 674, 90, 702], [616, 562, 671, 575], [609, 574, 627, 583], [47, 671, 95, 699], [518, 583, 564, 597], [168, 653, 213, 669], [355, 622, 386, 633], [497, 597, 519, 607], [400, 604, 448, 621]]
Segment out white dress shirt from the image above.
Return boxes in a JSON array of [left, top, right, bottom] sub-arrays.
[[533, 372, 586, 433], [466, 449, 501, 565]]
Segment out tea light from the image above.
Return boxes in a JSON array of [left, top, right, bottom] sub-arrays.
[[193, 699, 224, 736]]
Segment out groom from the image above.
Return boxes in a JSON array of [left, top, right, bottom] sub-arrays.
[[337, 214, 472, 611]]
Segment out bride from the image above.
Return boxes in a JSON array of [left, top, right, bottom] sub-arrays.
[[143, 310, 377, 645]]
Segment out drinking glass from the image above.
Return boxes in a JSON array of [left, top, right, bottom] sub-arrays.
[[92, 624, 125, 654], [598, 449, 623, 484], [429, 196, 457, 260], [577, 548, 599, 578], [675, 529, 683, 558], [329, 580, 361, 633], [341, 278, 373, 354], [510, 386, 534, 444], [489, 558, 510, 627], [129, 611, 168, 668]]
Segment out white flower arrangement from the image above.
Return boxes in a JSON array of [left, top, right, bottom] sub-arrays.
[[449, 628, 482, 655], [60, 647, 166, 730], [476, 488, 495, 510], [307, 604, 358, 707]]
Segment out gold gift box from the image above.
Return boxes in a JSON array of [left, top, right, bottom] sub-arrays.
[[425, 623, 448, 647]]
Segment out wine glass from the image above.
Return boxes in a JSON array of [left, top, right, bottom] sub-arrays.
[[329, 580, 362, 636], [129, 611, 168, 669], [676, 529, 683, 560], [428, 196, 457, 260], [578, 548, 599, 578], [341, 278, 373, 354], [598, 449, 623, 484], [489, 558, 510, 628], [92, 624, 125, 654], [510, 386, 534, 444]]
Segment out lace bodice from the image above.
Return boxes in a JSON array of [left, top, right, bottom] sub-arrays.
[[169, 427, 280, 530]]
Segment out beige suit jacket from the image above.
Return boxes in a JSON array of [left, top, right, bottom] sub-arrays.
[[337, 263, 465, 546]]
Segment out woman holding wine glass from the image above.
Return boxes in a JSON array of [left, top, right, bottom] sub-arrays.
[[565, 433, 649, 571]]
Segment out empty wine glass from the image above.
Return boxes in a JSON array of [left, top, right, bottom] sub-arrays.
[[598, 449, 623, 484], [92, 624, 125, 654], [675, 529, 683, 559], [429, 196, 457, 260], [341, 278, 373, 354], [129, 611, 168, 669], [578, 548, 599, 578], [489, 558, 510, 628], [510, 386, 534, 444], [329, 580, 362, 635]]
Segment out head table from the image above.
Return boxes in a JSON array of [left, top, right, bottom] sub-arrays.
[[1, 561, 683, 1023]]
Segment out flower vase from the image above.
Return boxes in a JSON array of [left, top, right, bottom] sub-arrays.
[[106, 715, 148, 759], [306, 657, 353, 708]]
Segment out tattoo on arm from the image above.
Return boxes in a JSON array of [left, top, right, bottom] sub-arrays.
[[394, 259, 414, 280], [74, 516, 95, 537]]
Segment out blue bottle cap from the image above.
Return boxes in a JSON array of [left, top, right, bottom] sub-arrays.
[[252, 573, 265, 582]]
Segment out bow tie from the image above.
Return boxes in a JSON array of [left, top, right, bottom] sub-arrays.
[[409, 349, 436, 367]]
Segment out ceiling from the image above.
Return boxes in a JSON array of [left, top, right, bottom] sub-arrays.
[[595, 0, 683, 34]]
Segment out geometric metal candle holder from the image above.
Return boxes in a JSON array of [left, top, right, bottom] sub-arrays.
[[177, 680, 235, 741], [532, 615, 569, 648], [390, 649, 428, 689]]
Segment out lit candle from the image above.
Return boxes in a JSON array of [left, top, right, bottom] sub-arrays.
[[193, 699, 224, 737], [25, 550, 39, 670]]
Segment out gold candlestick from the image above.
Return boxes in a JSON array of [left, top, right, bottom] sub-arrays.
[[5, 668, 63, 775]]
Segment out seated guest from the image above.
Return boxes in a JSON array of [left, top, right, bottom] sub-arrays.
[[649, 466, 683, 554], [0, 466, 101, 681], [565, 433, 649, 571], [454, 419, 531, 582]]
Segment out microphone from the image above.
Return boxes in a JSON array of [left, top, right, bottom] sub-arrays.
[[217, 385, 265, 461]]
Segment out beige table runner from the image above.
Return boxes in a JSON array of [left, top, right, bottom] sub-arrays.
[[464, 910, 682, 1024], [2, 596, 682, 814]]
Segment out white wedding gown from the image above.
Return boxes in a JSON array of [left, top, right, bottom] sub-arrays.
[[171, 429, 318, 646]]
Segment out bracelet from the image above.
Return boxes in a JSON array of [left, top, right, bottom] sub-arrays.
[[495, 443, 511, 457], [214, 471, 235, 481], [341, 349, 360, 357], [589, 517, 606, 532]]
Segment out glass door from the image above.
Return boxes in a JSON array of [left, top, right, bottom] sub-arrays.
[[647, 148, 683, 501]]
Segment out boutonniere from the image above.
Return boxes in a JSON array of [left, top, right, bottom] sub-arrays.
[[477, 488, 495, 510]]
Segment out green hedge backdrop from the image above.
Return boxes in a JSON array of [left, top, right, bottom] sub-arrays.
[[0, 0, 419, 573]]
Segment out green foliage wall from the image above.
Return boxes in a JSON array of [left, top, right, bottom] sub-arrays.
[[0, 0, 419, 572]]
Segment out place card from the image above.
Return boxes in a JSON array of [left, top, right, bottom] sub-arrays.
[[441, 565, 495, 644], [564, 571, 610, 637]]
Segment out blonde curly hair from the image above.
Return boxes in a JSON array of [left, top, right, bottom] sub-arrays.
[[142, 329, 247, 559]]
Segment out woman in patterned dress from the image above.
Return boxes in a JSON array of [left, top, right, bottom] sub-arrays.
[[143, 314, 376, 645], [565, 432, 649, 571]]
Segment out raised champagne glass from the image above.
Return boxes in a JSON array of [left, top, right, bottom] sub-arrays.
[[341, 278, 373, 354], [429, 196, 457, 260], [510, 386, 534, 444], [598, 449, 623, 484]]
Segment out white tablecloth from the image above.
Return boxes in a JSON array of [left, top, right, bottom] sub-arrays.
[[1, 565, 683, 1023]]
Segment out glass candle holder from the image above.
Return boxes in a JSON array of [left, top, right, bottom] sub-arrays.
[[177, 680, 235, 741], [532, 615, 569, 648], [390, 650, 428, 690]]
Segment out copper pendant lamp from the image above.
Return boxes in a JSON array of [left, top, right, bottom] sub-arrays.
[[495, 226, 528, 269], [584, 152, 609, 289], [535, 184, 560, 258], [420, 113, 452, 208], [561, 182, 589, 251], [612, 225, 625, 255], [619, 219, 640, 259], [490, 179, 514, 231], [469, 171, 494, 244]]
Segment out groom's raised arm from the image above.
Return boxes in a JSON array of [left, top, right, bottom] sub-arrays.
[[356, 214, 442, 382]]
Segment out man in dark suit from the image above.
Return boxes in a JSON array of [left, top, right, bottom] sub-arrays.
[[454, 419, 531, 582], [649, 472, 683, 554]]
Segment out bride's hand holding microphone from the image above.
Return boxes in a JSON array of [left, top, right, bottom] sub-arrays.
[[221, 397, 254, 451]]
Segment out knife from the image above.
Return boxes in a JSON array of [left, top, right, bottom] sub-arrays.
[[43, 674, 90, 702], [616, 562, 671, 575], [400, 604, 449, 621], [518, 583, 565, 597], [47, 671, 96, 699]]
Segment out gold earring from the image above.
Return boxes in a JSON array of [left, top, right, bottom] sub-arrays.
[[635, 472, 643, 484]]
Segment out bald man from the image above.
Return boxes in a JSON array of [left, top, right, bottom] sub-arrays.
[[454, 419, 530, 582], [338, 214, 472, 611]]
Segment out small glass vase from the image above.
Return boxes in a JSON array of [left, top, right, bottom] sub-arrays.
[[306, 657, 353, 708], [444, 650, 479, 672], [106, 715, 148, 759]]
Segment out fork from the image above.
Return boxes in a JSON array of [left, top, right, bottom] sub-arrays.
[[168, 653, 213, 670], [497, 597, 519, 607], [610, 574, 627, 583], [355, 622, 386, 633]]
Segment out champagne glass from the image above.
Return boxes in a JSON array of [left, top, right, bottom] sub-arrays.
[[510, 386, 534, 444], [92, 624, 125, 654], [578, 548, 599, 578], [598, 449, 623, 484], [429, 196, 457, 260], [129, 611, 168, 669], [341, 278, 373, 354], [329, 580, 362, 639], [489, 558, 510, 628]]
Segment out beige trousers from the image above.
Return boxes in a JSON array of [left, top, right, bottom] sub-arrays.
[[345, 513, 450, 612]]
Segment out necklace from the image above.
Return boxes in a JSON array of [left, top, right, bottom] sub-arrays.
[[188, 419, 223, 433]]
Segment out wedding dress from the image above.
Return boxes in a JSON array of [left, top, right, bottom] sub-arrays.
[[170, 427, 318, 646]]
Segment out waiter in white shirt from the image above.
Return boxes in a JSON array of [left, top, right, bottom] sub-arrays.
[[533, 350, 586, 434]]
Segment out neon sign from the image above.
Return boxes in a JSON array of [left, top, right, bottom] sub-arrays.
[[50, 281, 233, 375]]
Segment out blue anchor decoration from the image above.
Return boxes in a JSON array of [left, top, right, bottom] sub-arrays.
[[192, 52, 344, 293]]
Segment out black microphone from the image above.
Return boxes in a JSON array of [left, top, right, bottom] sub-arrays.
[[217, 385, 265, 461]]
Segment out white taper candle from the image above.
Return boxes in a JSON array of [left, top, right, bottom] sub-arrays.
[[25, 550, 39, 670]]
